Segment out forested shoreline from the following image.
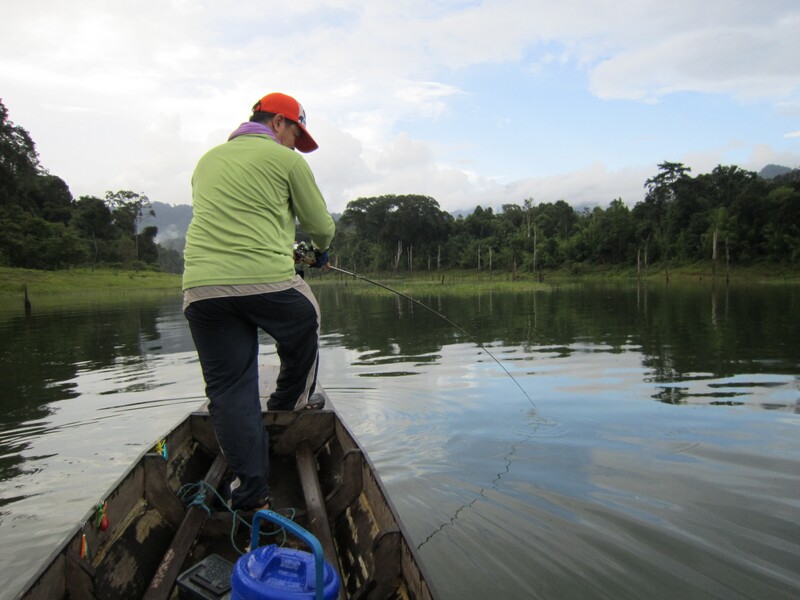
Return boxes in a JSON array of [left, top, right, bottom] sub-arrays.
[[3, 99, 799, 279], [330, 164, 800, 276]]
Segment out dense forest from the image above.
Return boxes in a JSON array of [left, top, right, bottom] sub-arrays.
[[331, 157, 800, 275], [2, 99, 798, 277]]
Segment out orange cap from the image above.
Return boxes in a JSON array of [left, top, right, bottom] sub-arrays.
[[252, 92, 318, 153]]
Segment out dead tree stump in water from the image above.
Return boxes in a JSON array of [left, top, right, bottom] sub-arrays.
[[23, 283, 32, 316]]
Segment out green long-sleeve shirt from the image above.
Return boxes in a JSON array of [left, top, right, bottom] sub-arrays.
[[182, 133, 335, 290]]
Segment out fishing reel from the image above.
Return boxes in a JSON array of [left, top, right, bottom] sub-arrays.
[[293, 241, 330, 270], [293, 241, 315, 265]]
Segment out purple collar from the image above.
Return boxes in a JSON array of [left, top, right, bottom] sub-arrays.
[[227, 122, 278, 143]]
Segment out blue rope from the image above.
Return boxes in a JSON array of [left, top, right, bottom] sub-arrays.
[[176, 480, 296, 554], [177, 481, 212, 515]]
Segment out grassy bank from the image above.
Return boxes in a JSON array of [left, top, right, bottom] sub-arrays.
[[0, 267, 182, 296], [586, 261, 800, 284], [2, 261, 797, 299], [306, 260, 800, 297]]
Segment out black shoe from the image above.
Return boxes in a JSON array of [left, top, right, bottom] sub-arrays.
[[267, 392, 325, 411], [298, 392, 325, 411], [230, 496, 271, 536], [231, 496, 271, 514]]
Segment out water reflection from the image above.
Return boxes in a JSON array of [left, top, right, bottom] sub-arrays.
[[317, 280, 800, 411], [0, 294, 194, 484]]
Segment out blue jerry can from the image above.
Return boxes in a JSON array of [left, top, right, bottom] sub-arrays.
[[230, 510, 340, 600]]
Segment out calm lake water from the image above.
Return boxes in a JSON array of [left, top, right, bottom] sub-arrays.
[[0, 279, 798, 599]]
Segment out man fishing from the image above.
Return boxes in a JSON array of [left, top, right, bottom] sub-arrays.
[[182, 92, 335, 513]]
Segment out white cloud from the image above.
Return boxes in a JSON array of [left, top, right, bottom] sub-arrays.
[[506, 162, 650, 209], [589, 24, 800, 102], [1, 0, 799, 214], [313, 129, 653, 214], [746, 144, 800, 170]]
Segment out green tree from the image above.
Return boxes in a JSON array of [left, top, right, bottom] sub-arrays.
[[340, 194, 453, 270], [630, 161, 691, 272], [37, 222, 88, 268], [157, 245, 185, 274], [105, 190, 154, 267], [463, 205, 495, 239], [28, 173, 74, 223], [582, 199, 635, 264], [495, 204, 531, 274], [0, 99, 40, 207], [0, 208, 87, 268], [71, 196, 115, 267], [694, 165, 766, 263], [136, 225, 160, 265], [761, 186, 800, 262], [702, 206, 732, 276]]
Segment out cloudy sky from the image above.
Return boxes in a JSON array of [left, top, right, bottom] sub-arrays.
[[2, 1, 799, 215]]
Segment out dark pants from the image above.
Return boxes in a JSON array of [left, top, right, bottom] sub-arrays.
[[184, 284, 321, 509]]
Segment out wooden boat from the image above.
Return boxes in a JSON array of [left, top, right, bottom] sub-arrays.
[[17, 369, 437, 600]]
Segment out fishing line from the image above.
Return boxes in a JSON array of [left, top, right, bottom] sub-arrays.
[[326, 265, 536, 408], [416, 440, 522, 550], [312, 259, 544, 551]]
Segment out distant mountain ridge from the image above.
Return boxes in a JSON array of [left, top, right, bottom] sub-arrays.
[[759, 164, 793, 179], [139, 201, 193, 245], [139, 203, 345, 248]]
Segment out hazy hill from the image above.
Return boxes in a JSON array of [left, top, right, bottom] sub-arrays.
[[759, 164, 792, 179], [139, 204, 344, 248], [773, 168, 800, 185], [139, 202, 193, 246]]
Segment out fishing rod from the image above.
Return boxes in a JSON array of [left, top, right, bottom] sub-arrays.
[[297, 247, 539, 552], [295, 243, 535, 408]]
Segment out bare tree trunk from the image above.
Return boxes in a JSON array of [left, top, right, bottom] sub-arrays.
[[407, 243, 413, 272], [437, 244, 441, 270], [489, 246, 493, 278], [725, 236, 730, 284], [23, 283, 32, 316], [533, 227, 538, 273], [711, 279, 717, 327], [477, 244, 481, 271], [712, 226, 718, 279], [393, 240, 403, 271], [637, 247, 641, 280], [91, 231, 98, 272]]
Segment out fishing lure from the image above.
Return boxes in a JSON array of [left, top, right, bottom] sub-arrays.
[[155, 439, 168, 460], [79, 533, 90, 560], [95, 501, 109, 531]]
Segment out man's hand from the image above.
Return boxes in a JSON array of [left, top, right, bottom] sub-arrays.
[[311, 249, 330, 270]]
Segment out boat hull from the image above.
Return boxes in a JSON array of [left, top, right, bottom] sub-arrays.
[[18, 408, 437, 600]]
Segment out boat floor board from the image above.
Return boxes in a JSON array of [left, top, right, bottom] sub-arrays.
[[94, 503, 175, 598], [144, 452, 227, 600], [297, 440, 347, 600]]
